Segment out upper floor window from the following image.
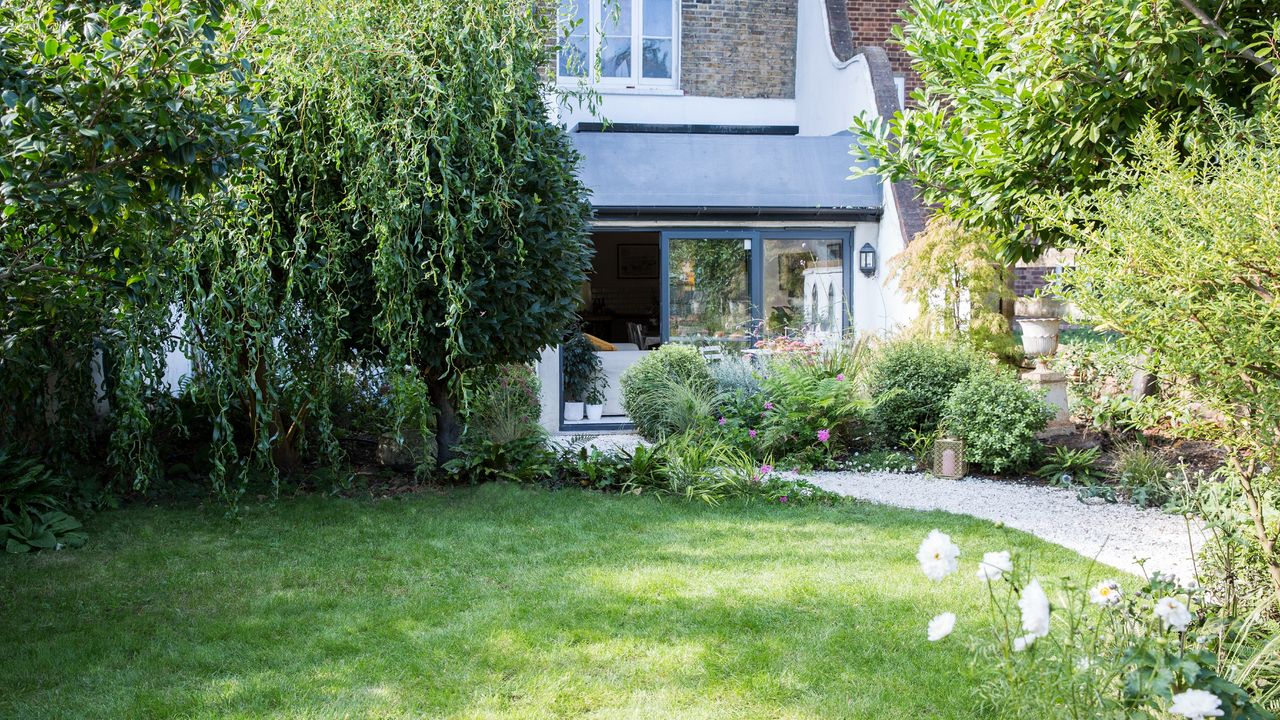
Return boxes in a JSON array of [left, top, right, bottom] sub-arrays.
[[558, 0, 678, 89]]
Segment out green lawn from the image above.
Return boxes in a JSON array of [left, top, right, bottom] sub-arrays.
[[1, 483, 1113, 719]]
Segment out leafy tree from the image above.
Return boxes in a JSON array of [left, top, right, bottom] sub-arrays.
[[0, 0, 269, 484], [852, 0, 1278, 260], [206, 0, 592, 469], [1048, 115, 1280, 609]]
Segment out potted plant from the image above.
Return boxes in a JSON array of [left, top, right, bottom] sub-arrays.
[[585, 382, 606, 421], [561, 330, 601, 422]]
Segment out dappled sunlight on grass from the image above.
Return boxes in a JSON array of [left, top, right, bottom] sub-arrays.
[[0, 483, 1117, 719]]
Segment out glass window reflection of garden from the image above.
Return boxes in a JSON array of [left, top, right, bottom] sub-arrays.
[[665, 235, 846, 348], [764, 237, 843, 339], [667, 237, 752, 346]]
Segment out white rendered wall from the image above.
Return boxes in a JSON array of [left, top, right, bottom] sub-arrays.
[[794, 0, 878, 136], [554, 91, 795, 130]]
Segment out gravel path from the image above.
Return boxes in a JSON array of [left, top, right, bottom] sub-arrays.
[[808, 471, 1205, 582], [551, 433, 1205, 581]]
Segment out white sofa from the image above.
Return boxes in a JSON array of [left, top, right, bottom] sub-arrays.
[[596, 344, 647, 417]]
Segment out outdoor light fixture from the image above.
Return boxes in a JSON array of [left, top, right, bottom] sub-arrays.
[[858, 243, 877, 277]]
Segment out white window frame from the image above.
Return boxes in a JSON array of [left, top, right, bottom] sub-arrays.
[[557, 0, 680, 92]]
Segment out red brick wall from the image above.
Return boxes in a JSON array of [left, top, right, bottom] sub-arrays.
[[846, 0, 919, 102]]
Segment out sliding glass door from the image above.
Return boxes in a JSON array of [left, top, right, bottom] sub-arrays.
[[660, 230, 851, 346], [761, 235, 846, 340], [662, 233, 754, 346]]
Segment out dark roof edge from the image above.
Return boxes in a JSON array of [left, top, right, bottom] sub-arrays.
[[591, 205, 883, 222], [852, 45, 927, 245]]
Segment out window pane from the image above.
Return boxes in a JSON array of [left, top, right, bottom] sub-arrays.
[[600, 36, 631, 78], [558, 35, 589, 77], [641, 38, 671, 78], [762, 238, 843, 339], [602, 0, 632, 34], [642, 0, 673, 37], [667, 237, 752, 347]]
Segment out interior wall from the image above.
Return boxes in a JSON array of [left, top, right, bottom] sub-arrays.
[[587, 232, 661, 319]]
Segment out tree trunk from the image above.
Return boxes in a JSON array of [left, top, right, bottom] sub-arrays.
[[1233, 458, 1280, 612], [427, 375, 461, 467]]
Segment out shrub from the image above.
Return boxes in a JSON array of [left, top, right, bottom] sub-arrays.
[[868, 339, 986, 447], [621, 345, 716, 441], [941, 369, 1053, 474], [1051, 117, 1280, 608], [708, 354, 760, 397], [758, 352, 871, 464], [447, 365, 550, 483], [0, 449, 87, 553]]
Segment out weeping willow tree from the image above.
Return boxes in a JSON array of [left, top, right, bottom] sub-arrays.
[[185, 0, 592, 481]]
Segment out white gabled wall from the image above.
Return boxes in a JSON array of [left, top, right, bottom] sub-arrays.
[[794, 0, 877, 136]]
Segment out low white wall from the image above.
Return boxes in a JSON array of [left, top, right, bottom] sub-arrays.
[[554, 92, 796, 130], [536, 345, 562, 431]]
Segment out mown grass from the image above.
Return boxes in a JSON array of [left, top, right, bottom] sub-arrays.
[[0, 482, 1115, 719]]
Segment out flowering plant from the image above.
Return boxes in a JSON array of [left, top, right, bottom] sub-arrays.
[[912, 529, 1275, 720]]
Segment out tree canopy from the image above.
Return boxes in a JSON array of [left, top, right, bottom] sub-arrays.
[[190, 0, 593, 470], [852, 0, 1278, 260]]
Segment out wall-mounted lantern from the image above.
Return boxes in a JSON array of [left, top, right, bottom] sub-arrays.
[[858, 243, 877, 277]]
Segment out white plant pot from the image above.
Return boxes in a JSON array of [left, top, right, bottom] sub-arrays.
[[1017, 318, 1062, 358], [563, 402, 585, 421], [585, 403, 604, 421]]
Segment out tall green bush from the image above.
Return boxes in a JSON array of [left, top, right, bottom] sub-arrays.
[[1050, 115, 1280, 609], [868, 340, 986, 447], [941, 369, 1053, 474], [620, 345, 715, 441], [0, 0, 271, 487]]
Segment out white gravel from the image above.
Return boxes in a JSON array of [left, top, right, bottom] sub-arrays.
[[808, 470, 1205, 582], [552, 432, 1206, 581]]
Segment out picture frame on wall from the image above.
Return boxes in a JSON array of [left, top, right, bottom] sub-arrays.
[[617, 243, 659, 279]]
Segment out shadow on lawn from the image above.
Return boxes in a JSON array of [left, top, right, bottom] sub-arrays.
[[0, 482, 1091, 718]]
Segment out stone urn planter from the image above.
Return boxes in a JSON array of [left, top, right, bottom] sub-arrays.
[[1017, 317, 1063, 359]]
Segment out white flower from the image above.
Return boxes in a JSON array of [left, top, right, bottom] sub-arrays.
[[1169, 689, 1224, 719], [976, 550, 1012, 582], [927, 612, 956, 641], [1154, 596, 1194, 631], [1019, 579, 1051, 639], [916, 530, 960, 582], [1089, 580, 1123, 607], [1012, 633, 1041, 652]]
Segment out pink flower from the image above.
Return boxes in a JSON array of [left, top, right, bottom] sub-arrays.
[[817, 429, 831, 443], [763, 401, 774, 410], [748, 429, 757, 438], [718, 417, 727, 426], [779, 495, 788, 503], [836, 373, 845, 381], [760, 464, 774, 476]]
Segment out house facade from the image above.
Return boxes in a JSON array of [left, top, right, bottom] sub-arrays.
[[537, 0, 924, 431]]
